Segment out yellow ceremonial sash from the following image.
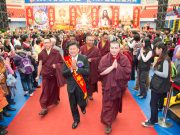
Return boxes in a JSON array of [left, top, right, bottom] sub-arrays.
[[64, 56, 87, 99]]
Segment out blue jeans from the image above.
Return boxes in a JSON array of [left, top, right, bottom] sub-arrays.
[[20, 73, 33, 94]]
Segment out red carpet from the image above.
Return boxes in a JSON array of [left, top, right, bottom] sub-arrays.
[[8, 83, 157, 135]]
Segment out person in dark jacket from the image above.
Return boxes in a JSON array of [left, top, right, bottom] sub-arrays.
[[142, 42, 171, 127]]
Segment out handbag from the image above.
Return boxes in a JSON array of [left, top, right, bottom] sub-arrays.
[[150, 75, 164, 91]]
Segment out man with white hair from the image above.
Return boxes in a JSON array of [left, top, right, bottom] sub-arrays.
[[50, 37, 64, 57]]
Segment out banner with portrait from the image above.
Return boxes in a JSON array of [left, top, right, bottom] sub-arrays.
[[119, 6, 133, 30], [25, 5, 140, 29]]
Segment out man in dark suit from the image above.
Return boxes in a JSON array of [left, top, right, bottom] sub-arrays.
[[62, 41, 89, 129]]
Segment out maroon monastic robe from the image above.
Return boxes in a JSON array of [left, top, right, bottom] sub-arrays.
[[62, 39, 69, 56], [98, 52, 131, 126], [80, 45, 101, 96], [38, 49, 64, 109], [97, 40, 110, 57], [76, 34, 85, 47]]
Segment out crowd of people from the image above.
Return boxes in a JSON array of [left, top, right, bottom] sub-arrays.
[[0, 27, 180, 134]]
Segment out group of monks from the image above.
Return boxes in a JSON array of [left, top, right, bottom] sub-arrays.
[[36, 33, 131, 134]]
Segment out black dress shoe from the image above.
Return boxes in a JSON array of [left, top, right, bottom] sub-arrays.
[[82, 109, 86, 114], [3, 112, 11, 117], [6, 106, 16, 111], [0, 129, 8, 135], [72, 121, 79, 129]]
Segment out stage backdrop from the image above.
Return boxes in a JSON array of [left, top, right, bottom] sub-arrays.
[[25, 5, 141, 29]]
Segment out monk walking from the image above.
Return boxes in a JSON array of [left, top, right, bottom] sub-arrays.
[[36, 37, 64, 116], [98, 32, 110, 57], [80, 35, 100, 100], [98, 41, 131, 134]]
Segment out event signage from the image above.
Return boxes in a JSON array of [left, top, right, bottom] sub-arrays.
[[25, 0, 87, 3], [25, 0, 141, 3], [90, 0, 141, 4]]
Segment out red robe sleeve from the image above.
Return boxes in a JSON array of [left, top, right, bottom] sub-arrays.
[[55, 53, 66, 87]]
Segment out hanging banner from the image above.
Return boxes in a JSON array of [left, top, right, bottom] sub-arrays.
[[69, 6, 77, 28], [119, 6, 133, 30], [111, 6, 120, 27], [26, 6, 34, 26], [25, 5, 138, 29], [48, 6, 55, 28], [33, 6, 49, 29], [75, 6, 92, 29], [91, 6, 100, 28], [98, 6, 113, 28], [133, 6, 141, 28]]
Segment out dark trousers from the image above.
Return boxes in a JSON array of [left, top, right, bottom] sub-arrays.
[[150, 91, 164, 124], [68, 88, 86, 122], [139, 70, 149, 97], [158, 93, 167, 109], [32, 64, 38, 87], [131, 55, 138, 80], [20, 73, 33, 94], [6, 93, 14, 104]]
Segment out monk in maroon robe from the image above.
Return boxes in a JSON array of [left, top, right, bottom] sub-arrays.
[[98, 41, 131, 134], [62, 35, 69, 56], [76, 31, 85, 47], [98, 33, 110, 57], [80, 35, 100, 100], [36, 37, 64, 116]]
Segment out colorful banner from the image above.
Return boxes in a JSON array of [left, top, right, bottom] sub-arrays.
[[69, 6, 77, 27], [111, 6, 120, 27], [48, 6, 55, 28], [133, 6, 141, 28], [98, 6, 113, 27], [33, 6, 49, 29], [26, 6, 34, 26], [55, 6, 70, 26], [91, 6, 100, 28], [75, 6, 92, 29], [119, 6, 133, 29], [25, 0, 87, 3], [25, 5, 140, 29]]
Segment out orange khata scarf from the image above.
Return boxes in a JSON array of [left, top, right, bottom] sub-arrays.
[[64, 56, 87, 99]]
